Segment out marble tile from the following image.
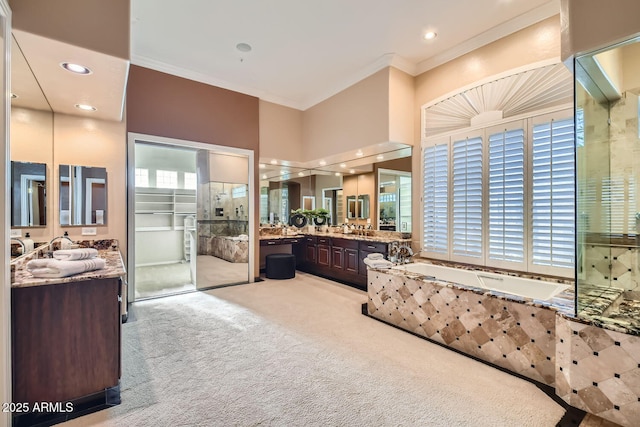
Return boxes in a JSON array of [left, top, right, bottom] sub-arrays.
[[368, 270, 558, 386]]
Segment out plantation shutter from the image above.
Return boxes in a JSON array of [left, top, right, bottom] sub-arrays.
[[531, 118, 575, 269], [452, 136, 483, 259], [423, 144, 449, 255], [488, 128, 525, 264]]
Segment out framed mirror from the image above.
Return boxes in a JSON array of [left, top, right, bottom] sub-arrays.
[[11, 161, 46, 227], [346, 194, 369, 219], [59, 164, 108, 225]]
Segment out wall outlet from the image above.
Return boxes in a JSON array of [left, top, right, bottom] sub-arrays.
[[82, 227, 97, 236], [10, 229, 22, 238]]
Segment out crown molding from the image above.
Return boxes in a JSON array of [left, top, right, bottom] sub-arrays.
[[415, 0, 560, 75], [130, 53, 305, 110]]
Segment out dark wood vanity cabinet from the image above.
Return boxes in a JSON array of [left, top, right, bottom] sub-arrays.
[[295, 235, 389, 290], [11, 277, 122, 407], [317, 237, 331, 267]]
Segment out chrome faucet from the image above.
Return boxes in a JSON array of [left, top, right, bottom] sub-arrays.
[[49, 233, 73, 247], [10, 238, 25, 255], [397, 244, 414, 264]]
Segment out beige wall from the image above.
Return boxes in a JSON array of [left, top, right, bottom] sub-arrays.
[[53, 113, 127, 255], [9, 0, 130, 59], [259, 100, 303, 162], [303, 68, 390, 161], [388, 67, 415, 146], [561, 0, 640, 61]]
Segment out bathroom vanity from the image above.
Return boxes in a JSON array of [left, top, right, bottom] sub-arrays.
[[259, 229, 410, 290], [10, 246, 126, 426]]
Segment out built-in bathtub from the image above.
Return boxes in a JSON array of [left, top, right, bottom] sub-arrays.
[[392, 262, 570, 302]]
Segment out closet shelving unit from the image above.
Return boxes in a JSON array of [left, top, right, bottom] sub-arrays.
[[135, 187, 197, 231]]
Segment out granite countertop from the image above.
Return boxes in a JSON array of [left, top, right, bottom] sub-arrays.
[[259, 230, 411, 244], [12, 250, 126, 289]]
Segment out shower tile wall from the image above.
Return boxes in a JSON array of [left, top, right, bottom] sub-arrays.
[[556, 315, 640, 427], [583, 245, 639, 291], [368, 271, 557, 386]]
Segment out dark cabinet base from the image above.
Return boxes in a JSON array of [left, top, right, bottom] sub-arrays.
[[11, 383, 121, 427], [295, 237, 389, 291]]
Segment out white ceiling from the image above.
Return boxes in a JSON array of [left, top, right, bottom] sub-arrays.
[[131, 0, 560, 111]]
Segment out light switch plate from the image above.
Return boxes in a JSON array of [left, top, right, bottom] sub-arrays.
[[10, 229, 22, 238], [82, 227, 97, 236]]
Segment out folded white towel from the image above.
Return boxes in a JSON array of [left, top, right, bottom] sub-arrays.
[[366, 253, 385, 260], [363, 258, 394, 269], [26, 258, 106, 278], [53, 248, 99, 261]]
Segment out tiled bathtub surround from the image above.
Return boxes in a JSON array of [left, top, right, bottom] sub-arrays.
[[368, 269, 558, 386], [207, 236, 248, 263], [556, 315, 640, 427]]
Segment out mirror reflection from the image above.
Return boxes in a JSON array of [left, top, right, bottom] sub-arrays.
[[259, 146, 412, 229], [11, 161, 46, 227], [10, 34, 54, 235], [346, 194, 369, 219], [378, 169, 412, 231], [59, 165, 108, 225]]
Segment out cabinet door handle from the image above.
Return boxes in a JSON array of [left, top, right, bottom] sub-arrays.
[[367, 245, 376, 249], [267, 241, 276, 245]]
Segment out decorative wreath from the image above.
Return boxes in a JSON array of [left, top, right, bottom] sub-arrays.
[[313, 216, 328, 226], [289, 213, 308, 228]]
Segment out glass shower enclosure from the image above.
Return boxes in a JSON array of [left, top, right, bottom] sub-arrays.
[[575, 35, 640, 329]]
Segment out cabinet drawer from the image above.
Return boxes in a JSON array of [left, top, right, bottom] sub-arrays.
[[331, 238, 358, 249], [260, 239, 280, 246], [317, 237, 331, 245], [358, 241, 388, 253], [283, 238, 301, 244]]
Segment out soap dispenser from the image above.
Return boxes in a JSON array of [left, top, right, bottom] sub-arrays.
[[61, 231, 73, 249], [23, 232, 34, 253]]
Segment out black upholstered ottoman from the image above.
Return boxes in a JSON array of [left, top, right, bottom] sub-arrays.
[[265, 253, 296, 279]]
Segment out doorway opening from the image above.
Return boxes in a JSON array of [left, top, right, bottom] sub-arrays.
[[127, 133, 254, 301]]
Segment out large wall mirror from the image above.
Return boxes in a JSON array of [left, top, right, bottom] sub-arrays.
[[378, 168, 412, 232], [59, 164, 108, 225], [259, 145, 411, 229], [10, 34, 54, 235]]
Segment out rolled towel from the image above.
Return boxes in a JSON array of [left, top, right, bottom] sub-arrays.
[[366, 253, 385, 260], [26, 258, 106, 278], [53, 248, 98, 261]]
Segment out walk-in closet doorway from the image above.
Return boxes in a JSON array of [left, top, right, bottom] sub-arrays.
[[127, 133, 254, 301]]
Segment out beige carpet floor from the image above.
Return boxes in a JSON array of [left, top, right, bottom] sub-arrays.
[[62, 272, 567, 426]]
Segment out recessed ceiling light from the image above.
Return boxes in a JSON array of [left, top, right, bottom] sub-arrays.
[[280, 170, 288, 175], [340, 163, 346, 168], [61, 62, 92, 75], [424, 31, 437, 40], [262, 174, 267, 179], [259, 163, 266, 169], [298, 172, 304, 177], [334, 172, 341, 177], [319, 160, 326, 166], [75, 103, 96, 111], [377, 155, 384, 160], [349, 169, 355, 174], [236, 43, 252, 52], [270, 159, 278, 165], [355, 150, 364, 157]]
